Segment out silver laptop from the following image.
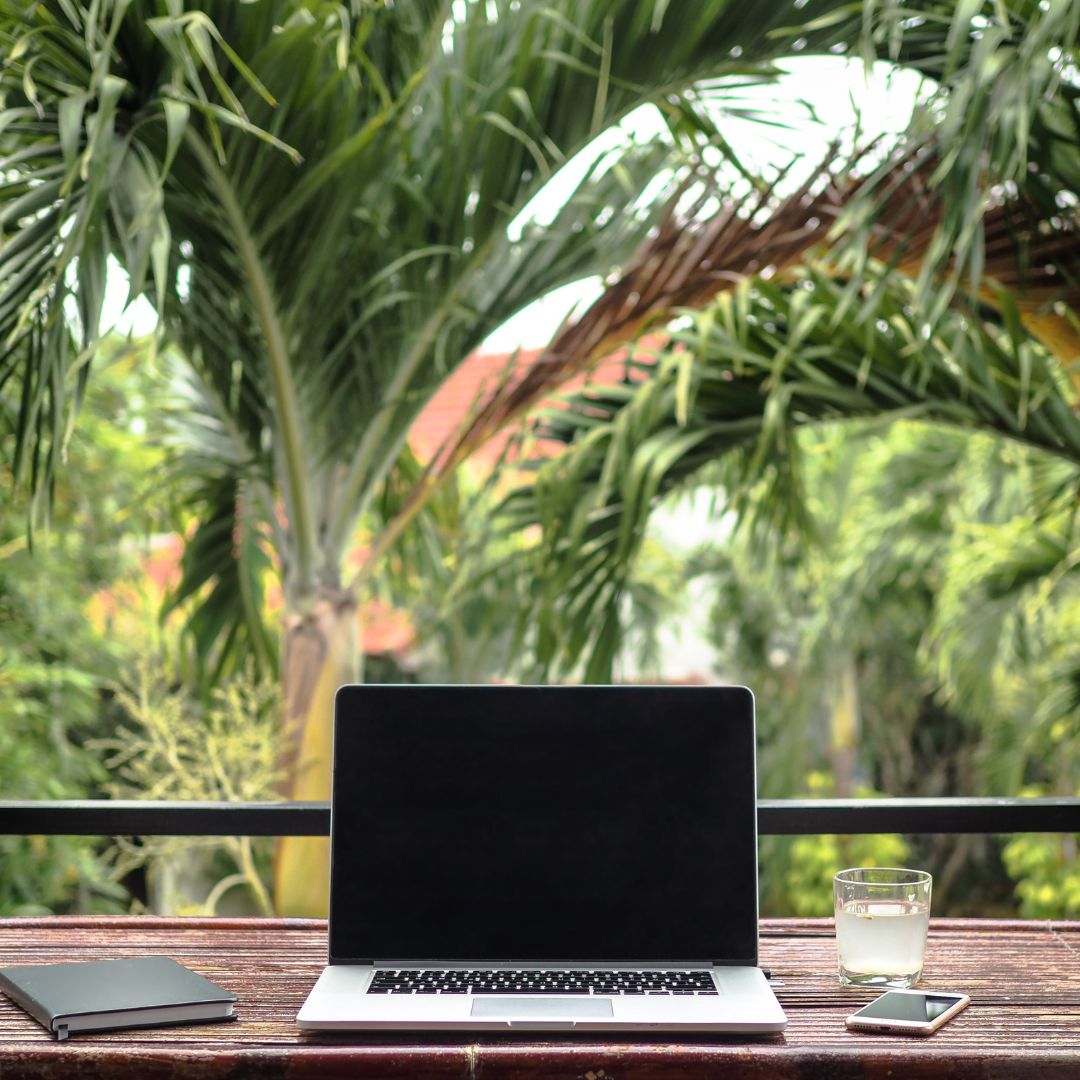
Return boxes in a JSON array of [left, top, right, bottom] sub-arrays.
[[297, 684, 786, 1033]]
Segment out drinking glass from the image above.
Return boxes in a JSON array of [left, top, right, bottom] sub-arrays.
[[833, 867, 932, 988]]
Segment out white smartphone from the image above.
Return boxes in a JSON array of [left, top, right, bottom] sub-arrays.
[[845, 990, 970, 1035]]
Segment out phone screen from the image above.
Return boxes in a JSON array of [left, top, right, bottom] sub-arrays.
[[854, 992, 966, 1023]]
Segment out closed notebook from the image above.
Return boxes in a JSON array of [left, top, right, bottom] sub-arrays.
[[0, 955, 237, 1040]]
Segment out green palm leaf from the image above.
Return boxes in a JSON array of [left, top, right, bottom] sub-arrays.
[[504, 267, 1080, 680]]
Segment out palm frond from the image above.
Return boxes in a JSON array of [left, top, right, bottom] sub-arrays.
[[502, 266, 1080, 680], [161, 474, 278, 689], [401, 124, 1080, 564], [0, 1, 293, 518]]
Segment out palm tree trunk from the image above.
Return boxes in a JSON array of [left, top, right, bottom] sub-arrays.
[[829, 656, 861, 868], [830, 657, 860, 801], [273, 586, 361, 916]]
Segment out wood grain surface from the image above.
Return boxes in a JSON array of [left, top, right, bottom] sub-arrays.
[[0, 917, 1077, 1078]]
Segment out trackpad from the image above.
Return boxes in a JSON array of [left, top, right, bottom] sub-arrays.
[[471, 997, 613, 1018]]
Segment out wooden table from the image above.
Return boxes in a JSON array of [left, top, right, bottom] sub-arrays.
[[0, 916, 1077, 1078]]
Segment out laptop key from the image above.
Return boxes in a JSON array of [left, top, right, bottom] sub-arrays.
[[367, 968, 721, 996]]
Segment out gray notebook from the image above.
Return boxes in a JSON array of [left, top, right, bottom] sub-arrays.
[[0, 955, 237, 1040]]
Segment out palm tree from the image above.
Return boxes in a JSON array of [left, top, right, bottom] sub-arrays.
[[418, 0, 1080, 678], [500, 268, 1080, 680], [2, 0, 890, 914], [4, 2, 1076, 916]]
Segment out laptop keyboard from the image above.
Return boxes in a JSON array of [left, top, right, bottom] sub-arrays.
[[367, 969, 718, 995]]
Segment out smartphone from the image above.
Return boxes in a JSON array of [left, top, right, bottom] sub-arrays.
[[845, 990, 970, 1035]]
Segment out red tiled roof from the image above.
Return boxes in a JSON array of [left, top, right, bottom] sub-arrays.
[[409, 337, 665, 469]]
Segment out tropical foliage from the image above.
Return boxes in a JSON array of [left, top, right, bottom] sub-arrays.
[[688, 416, 1077, 913], [467, 1, 1080, 912], [504, 270, 1080, 681], [4, 0, 909, 914], [91, 661, 281, 915], [3, 1, 1079, 917], [0, 339, 168, 914]]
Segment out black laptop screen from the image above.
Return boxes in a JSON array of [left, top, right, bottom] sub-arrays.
[[328, 685, 759, 964]]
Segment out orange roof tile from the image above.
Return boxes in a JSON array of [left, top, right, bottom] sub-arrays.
[[409, 338, 666, 469]]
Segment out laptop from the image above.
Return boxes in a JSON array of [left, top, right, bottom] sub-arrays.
[[297, 683, 786, 1033]]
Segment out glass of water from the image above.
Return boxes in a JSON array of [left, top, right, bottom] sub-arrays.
[[834, 867, 932, 988]]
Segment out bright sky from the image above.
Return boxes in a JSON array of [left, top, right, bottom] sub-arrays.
[[105, 56, 926, 350]]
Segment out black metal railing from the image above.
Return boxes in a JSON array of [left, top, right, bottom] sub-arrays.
[[0, 797, 1078, 837]]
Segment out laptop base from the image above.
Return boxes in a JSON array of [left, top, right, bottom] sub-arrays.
[[298, 963, 786, 1033]]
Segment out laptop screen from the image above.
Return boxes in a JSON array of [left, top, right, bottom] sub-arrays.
[[328, 684, 760, 964]]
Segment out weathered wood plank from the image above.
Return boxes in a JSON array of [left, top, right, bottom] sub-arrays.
[[0, 918, 1076, 1079]]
